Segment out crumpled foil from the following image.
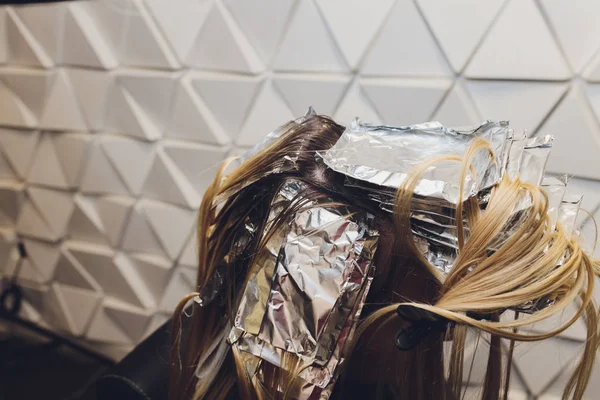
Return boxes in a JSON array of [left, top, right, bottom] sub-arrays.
[[227, 179, 379, 399], [321, 119, 510, 205], [238, 106, 316, 165]]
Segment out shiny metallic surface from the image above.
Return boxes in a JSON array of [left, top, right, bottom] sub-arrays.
[[541, 176, 567, 229], [321, 119, 509, 204], [228, 179, 378, 399], [558, 194, 583, 240], [519, 135, 553, 185]]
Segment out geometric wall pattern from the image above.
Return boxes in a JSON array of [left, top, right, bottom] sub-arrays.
[[0, 0, 599, 397]]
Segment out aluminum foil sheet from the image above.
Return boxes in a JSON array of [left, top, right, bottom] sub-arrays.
[[505, 132, 527, 180], [558, 194, 583, 240], [541, 176, 567, 229], [321, 119, 510, 205], [519, 135, 553, 185], [227, 179, 379, 399], [238, 106, 316, 165]]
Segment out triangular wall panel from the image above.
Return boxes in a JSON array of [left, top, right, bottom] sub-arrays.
[[145, 0, 211, 63], [273, 74, 350, 117], [165, 77, 230, 145], [68, 194, 110, 245], [75, 0, 129, 62], [141, 149, 201, 208], [54, 247, 101, 291], [189, 71, 261, 140], [417, 0, 506, 72], [121, 202, 168, 257], [273, 0, 347, 73], [160, 142, 228, 200], [103, 298, 152, 342], [539, 0, 600, 73], [126, 252, 173, 304], [66, 242, 153, 308], [223, 0, 295, 64], [0, 152, 15, 180], [0, 80, 37, 128], [52, 133, 92, 188], [94, 195, 134, 248], [159, 265, 197, 313], [62, 3, 118, 69], [64, 68, 112, 131], [121, 0, 180, 69], [361, 0, 450, 76], [79, 145, 130, 196], [466, 80, 569, 132], [140, 199, 196, 260], [27, 186, 74, 239], [13, 2, 65, 63], [432, 81, 481, 126], [101, 136, 155, 195], [361, 78, 452, 125], [22, 238, 61, 283], [17, 187, 74, 242], [465, 0, 571, 80], [86, 301, 134, 345], [39, 69, 88, 131], [315, 0, 395, 70], [513, 337, 582, 396], [1, 67, 52, 119], [27, 133, 70, 189], [237, 80, 295, 146], [5, 8, 53, 67], [542, 84, 600, 180], [0, 128, 39, 179], [54, 283, 102, 336], [187, 2, 263, 73], [334, 79, 382, 125], [106, 71, 178, 141]]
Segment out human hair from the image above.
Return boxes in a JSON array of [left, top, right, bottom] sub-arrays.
[[169, 114, 600, 400]]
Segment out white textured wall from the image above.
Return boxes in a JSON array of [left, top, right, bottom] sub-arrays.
[[0, 0, 599, 397]]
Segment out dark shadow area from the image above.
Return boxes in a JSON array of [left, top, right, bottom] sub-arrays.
[[0, 325, 112, 400]]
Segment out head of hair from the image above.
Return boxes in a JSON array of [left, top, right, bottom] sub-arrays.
[[169, 115, 600, 400]]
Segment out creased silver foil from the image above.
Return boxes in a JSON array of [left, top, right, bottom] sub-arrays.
[[519, 135, 553, 185], [228, 179, 378, 399], [558, 194, 583, 240], [541, 175, 567, 229], [321, 119, 509, 205], [505, 132, 527, 180]]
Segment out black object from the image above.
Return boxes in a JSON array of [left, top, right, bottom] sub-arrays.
[[0, 282, 22, 315], [394, 304, 451, 350], [96, 318, 172, 400]]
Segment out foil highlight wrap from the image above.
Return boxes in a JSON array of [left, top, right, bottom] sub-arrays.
[[519, 135, 553, 185], [228, 180, 379, 399], [558, 194, 583, 240], [541, 176, 568, 229], [322, 120, 510, 276], [321, 119, 510, 204]]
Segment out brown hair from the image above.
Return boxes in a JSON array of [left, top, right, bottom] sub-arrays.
[[170, 115, 600, 400]]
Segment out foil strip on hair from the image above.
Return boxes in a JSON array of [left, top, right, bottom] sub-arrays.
[[227, 179, 379, 399]]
